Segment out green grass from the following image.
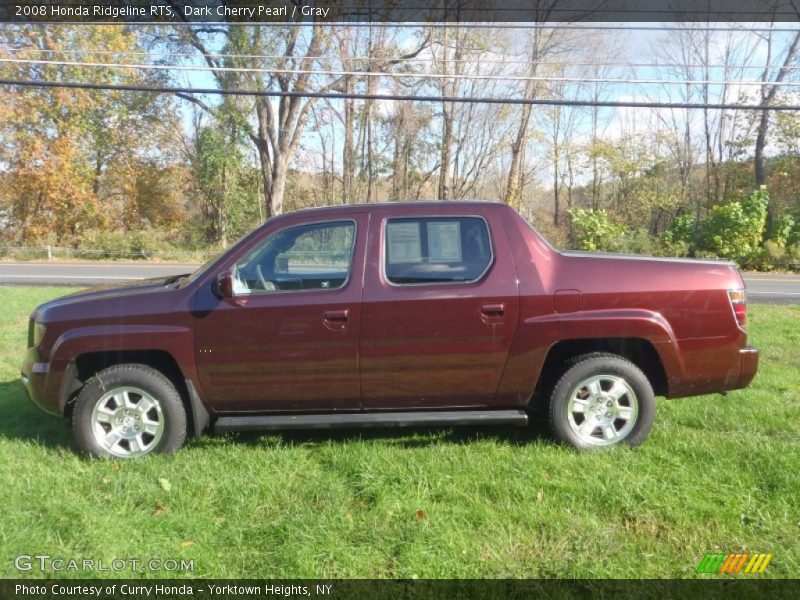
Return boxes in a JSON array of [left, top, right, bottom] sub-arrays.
[[0, 286, 798, 579]]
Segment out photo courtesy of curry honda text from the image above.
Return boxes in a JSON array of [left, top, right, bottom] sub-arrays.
[[21, 201, 759, 458]]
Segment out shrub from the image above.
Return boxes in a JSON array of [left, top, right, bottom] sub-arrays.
[[657, 239, 692, 258], [699, 187, 768, 265], [768, 213, 795, 247], [568, 208, 626, 252], [614, 229, 664, 256], [763, 240, 800, 271], [787, 244, 800, 271], [741, 247, 773, 272], [79, 230, 133, 259], [78, 228, 178, 260], [128, 229, 178, 258], [663, 213, 696, 246], [788, 209, 800, 247]]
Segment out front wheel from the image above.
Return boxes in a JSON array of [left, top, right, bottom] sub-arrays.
[[548, 353, 655, 449], [72, 364, 187, 458]]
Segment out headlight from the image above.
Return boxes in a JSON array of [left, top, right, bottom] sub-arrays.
[[31, 321, 46, 347]]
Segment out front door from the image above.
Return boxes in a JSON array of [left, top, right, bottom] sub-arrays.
[[360, 211, 520, 409], [193, 216, 366, 412]]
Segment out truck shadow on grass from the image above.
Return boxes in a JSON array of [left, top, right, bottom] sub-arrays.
[[0, 379, 73, 449], [227, 410, 552, 449], [230, 426, 549, 449], [0, 377, 551, 453]]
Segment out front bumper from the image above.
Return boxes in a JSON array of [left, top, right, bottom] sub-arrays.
[[734, 345, 759, 390], [20, 347, 58, 416]]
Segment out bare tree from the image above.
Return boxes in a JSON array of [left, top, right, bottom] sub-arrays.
[[754, 28, 800, 188], [165, 13, 427, 218]]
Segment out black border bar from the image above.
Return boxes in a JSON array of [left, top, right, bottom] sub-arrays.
[[2, 579, 800, 600], [2, 0, 800, 23]]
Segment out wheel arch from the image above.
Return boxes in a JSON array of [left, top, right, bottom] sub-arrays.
[[62, 349, 207, 437], [532, 337, 669, 406]]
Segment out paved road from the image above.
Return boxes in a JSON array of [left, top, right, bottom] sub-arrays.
[[0, 261, 798, 303], [0, 261, 198, 285], [739, 273, 800, 304]]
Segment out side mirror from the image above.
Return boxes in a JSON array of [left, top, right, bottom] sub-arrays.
[[216, 270, 235, 298]]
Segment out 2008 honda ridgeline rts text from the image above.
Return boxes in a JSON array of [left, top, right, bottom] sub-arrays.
[[21, 202, 758, 458]]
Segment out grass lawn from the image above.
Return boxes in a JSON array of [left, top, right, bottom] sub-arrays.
[[0, 285, 797, 579]]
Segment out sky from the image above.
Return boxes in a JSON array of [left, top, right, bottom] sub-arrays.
[[168, 22, 800, 185]]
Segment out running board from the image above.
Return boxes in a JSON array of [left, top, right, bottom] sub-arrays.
[[213, 409, 528, 433]]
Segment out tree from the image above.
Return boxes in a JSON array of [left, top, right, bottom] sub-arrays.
[[190, 123, 253, 247], [503, 23, 564, 208], [700, 188, 769, 262], [753, 28, 800, 200], [0, 25, 179, 242], [166, 15, 427, 217]]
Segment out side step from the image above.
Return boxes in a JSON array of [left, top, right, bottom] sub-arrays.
[[213, 409, 528, 433]]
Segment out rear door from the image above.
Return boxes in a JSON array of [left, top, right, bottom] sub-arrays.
[[360, 208, 520, 409], [193, 215, 366, 412]]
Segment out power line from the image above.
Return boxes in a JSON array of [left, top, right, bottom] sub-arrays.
[[4, 56, 800, 87], [2, 77, 799, 110], [4, 46, 800, 71]]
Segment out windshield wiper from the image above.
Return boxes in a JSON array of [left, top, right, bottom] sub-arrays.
[[164, 273, 190, 286]]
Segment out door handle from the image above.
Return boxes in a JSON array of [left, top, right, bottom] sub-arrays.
[[481, 303, 505, 318], [323, 309, 349, 330]]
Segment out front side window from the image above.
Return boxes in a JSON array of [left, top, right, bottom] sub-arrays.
[[234, 220, 355, 293], [384, 217, 492, 284]]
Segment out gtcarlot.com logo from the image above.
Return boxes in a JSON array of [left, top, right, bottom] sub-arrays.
[[696, 552, 773, 574], [14, 554, 194, 573]]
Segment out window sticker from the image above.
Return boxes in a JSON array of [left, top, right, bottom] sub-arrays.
[[387, 221, 422, 263], [427, 221, 462, 263]]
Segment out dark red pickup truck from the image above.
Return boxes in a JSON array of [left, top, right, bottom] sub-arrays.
[[21, 202, 758, 457]]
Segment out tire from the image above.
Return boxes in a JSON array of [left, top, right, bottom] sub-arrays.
[[72, 364, 187, 459], [547, 353, 655, 449]]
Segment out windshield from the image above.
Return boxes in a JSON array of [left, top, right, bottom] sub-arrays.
[[180, 228, 263, 287]]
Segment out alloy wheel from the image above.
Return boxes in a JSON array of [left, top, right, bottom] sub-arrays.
[[90, 387, 165, 457], [566, 374, 639, 446]]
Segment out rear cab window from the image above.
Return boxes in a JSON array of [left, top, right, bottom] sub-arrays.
[[384, 216, 493, 285]]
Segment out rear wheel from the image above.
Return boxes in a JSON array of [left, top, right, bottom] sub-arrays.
[[72, 364, 186, 458], [548, 353, 655, 449]]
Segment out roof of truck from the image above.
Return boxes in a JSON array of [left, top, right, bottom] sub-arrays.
[[281, 200, 510, 218]]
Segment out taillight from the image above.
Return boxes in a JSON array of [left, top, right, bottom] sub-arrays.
[[728, 289, 747, 328]]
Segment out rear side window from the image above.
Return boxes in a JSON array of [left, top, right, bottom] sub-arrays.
[[384, 217, 493, 284]]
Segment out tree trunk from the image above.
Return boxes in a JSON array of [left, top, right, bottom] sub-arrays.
[[755, 31, 800, 188], [365, 68, 376, 203], [343, 94, 354, 205], [439, 106, 453, 200], [270, 154, 289, 217], [437, 27, 454, 201], [504, 38, 540, 208], [341, 32, 353, 205], [553, 157, 560, 227], [253, 101, 274, 219], [504, 103, 533, 208], [754, 111, 770, 187], [591, 101, 600, 209], [256, 148, 273, 220]]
